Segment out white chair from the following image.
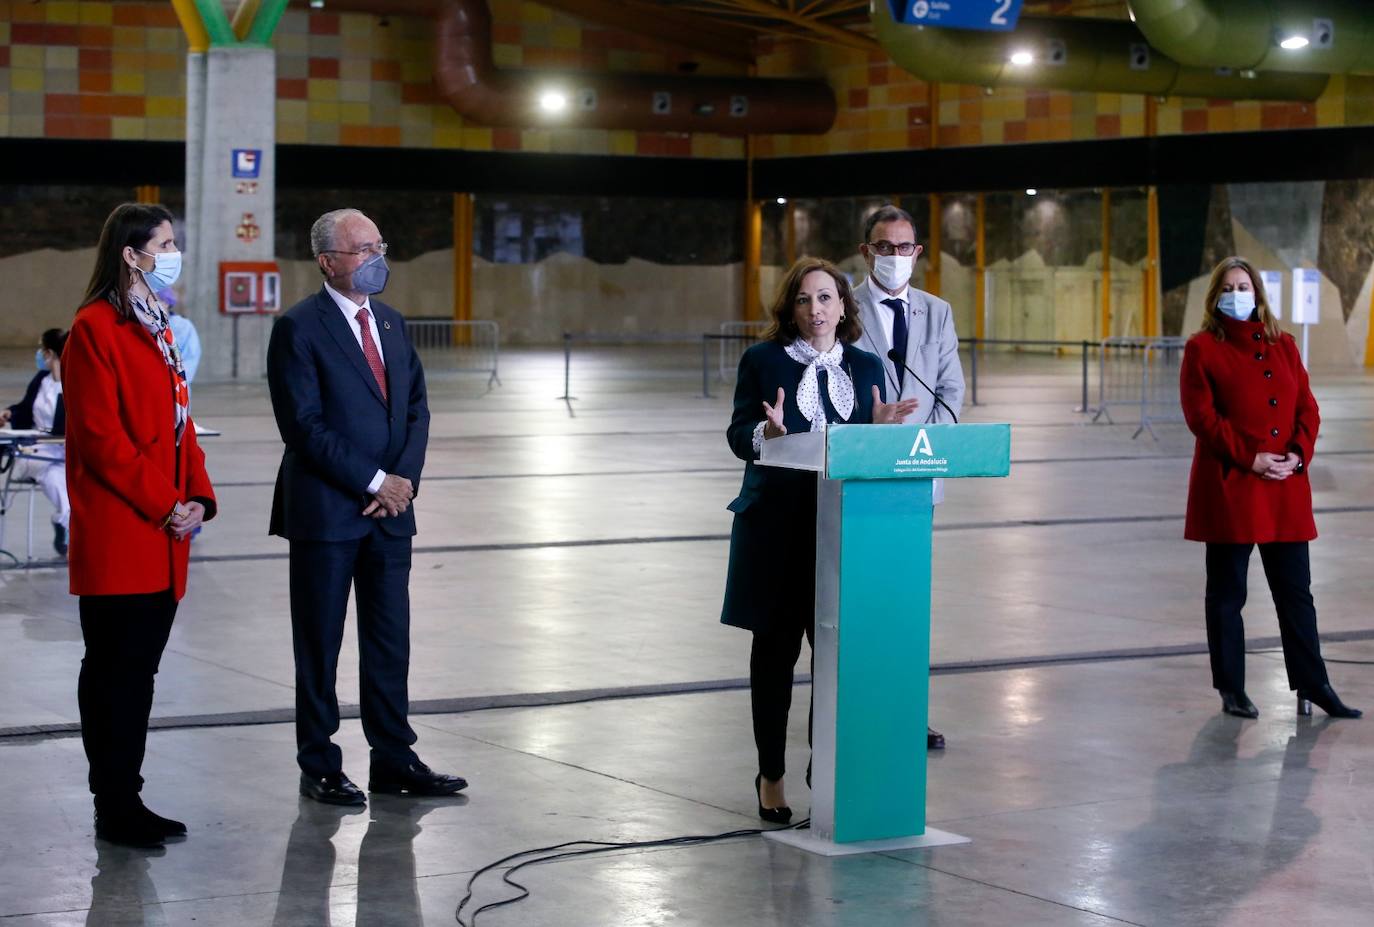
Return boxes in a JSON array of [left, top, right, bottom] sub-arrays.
[[0, 445, 41, 565]]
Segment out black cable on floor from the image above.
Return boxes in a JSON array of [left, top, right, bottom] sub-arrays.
[[454, 818, 810, 926]]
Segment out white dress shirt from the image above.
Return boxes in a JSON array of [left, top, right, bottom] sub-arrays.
[[323, 282, 387, 494], [865, 276, 912, 352], [33, 374, 62, 433]]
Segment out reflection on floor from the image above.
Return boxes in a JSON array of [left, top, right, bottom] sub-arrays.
[[2, 349, 1373, 925]]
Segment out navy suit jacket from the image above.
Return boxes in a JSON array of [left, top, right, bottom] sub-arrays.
[[7, 370, 65, 435], [267, 288, 429, 541]]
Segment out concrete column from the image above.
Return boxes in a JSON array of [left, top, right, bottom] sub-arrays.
[[184, 46, 276, 380]]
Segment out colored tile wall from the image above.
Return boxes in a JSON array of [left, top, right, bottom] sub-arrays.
[[1, 1, 1372, 159]]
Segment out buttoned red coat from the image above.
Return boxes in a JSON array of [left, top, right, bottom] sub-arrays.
[[1180, 315, 1317, 544], [62, 299, 216, 600]]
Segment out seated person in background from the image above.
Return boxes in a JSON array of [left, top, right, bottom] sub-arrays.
[[2, 328, 70, 557]]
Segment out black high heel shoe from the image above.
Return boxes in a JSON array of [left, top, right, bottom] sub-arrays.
[[1296, 684, 1362, 719], [1220, 690, 1259, 719], [755, 774, 792, 825]]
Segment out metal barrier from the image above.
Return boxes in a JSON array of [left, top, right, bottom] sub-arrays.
[[559, 332, 711, 414], [1088, 336, 1186, 439], [961, 338, 1092, 411], [1134, 337, 1187, 440], [717, 321, 768, 381], [407, 319, 501, 391]]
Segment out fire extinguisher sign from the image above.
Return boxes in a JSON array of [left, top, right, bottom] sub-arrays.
[[231, 149, 261, 179]]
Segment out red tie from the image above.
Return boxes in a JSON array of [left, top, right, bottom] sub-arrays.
[[355, 307, 388, 400]]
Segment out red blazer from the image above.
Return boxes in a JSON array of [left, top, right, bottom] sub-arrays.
[[63, 299, 216, 599], [1180, 316, 1317, 544]]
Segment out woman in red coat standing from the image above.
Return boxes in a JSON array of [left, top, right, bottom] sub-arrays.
[[63, 203, 217, 847], [1180, 256, 1358, 722]]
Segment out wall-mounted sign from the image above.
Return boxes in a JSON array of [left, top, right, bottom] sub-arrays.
[[231, 148, 261, 179], [219, 261, 282, 315], [235, 212, 261, 243], [888, 0, 1024, 32], [1291, 268, 1320, 325], [1259, 270, 1283, 319]]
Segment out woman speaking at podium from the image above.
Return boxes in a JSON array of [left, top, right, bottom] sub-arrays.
[[721, 258, 918, 824], [1180, 256, 1359, 722]]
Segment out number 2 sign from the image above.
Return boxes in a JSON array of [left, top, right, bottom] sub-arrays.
[[888, 0, 1023, 31]]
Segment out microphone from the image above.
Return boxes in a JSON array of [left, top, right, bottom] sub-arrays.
[[887, 349, 959, 424]]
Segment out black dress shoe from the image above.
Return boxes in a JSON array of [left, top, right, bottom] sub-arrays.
[[369, 761, 467, 796], [95, 808, 165, 849], [1220, 690, 1259, 719], [300, 772, 367, 806], [755, 774, 792, 825], [927, 726, 946, 750], [1297, 684, 1363, 719], [53, 524, 68, 558]]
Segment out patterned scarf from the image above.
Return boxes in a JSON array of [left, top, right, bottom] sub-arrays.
[[784, 339, 854, 430], [129, 291, 189, 446]]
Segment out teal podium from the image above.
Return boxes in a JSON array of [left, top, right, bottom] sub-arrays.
[[758, 423, 1011, 856]]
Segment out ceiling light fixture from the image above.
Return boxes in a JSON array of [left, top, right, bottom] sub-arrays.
[[1026, 188, 1038, 196], [776, 198, 787, 205], [1279, 35, 1309, 50], [538, 90, 568, 113], [1009, 50, 1035, 67]]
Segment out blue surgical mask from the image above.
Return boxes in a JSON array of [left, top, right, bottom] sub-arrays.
[[1217, 290, 1256, 321], [35, 348, 48, 372], [352, 253, 390, 296], [137, 249, 183, 290]]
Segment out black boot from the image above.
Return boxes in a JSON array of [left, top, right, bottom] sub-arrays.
[[94, 798, 164, 849], [53, 523, 67, 558], [135, 801, 187, 838]]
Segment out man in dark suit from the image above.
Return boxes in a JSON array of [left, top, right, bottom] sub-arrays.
[[267, 208, 465, 806]]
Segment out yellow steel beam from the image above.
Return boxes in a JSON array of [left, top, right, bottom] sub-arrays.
[[170, 0, 211, 53], [974, 193, 986, 341], [453, 193, 474, 344], [231, 0, 263, 41]]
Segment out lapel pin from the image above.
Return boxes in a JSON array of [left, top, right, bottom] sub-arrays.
[[383, 321, 391, 330]]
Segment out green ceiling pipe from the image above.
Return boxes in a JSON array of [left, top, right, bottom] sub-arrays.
[[1127, 0, 1374, 73], [871, 2, 1328, 101], [244, 0, 291, 45], [191, 0, 239, 46]]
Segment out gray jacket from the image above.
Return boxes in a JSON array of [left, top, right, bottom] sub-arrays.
[[853, 275, 966, 501]]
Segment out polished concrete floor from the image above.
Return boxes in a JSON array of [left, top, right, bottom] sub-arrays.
[[2, 346, 1373, 926]]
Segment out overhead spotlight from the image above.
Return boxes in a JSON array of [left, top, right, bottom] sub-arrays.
[[776, 197, 787, 205], [309, 0, 324, 7], [1026, 188, 1038, 196], [1009, 50, 1035, 67], [539, 90, 568, 113], [1279, 35, 1309, 50]]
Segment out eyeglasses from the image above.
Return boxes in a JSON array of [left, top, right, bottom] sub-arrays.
[[867, 240, 918, 257], [322, 242, 388, 258]]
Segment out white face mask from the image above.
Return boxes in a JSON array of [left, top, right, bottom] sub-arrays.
[[871, 254, 913, 292], [1217, 290, 1256, 321], [137, 248, 183, 290]]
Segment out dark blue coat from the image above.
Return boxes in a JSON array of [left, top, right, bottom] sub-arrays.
[[267, 288, 429, 541], [720, 340, 886, 632], [7, 370, 65, 435]]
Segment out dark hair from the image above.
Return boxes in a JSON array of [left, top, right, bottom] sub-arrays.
[[762, 258, 863, 345], [40, 328, 68, 357], [863, 204, 918, 244], [1200, 256, 1280, 343], [80, 203, 175, 321]]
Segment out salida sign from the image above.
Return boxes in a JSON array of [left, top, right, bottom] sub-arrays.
[[887, 0, 1024, 31]]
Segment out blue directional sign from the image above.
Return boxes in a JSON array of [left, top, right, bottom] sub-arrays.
[[887, 0, 1024, 31]]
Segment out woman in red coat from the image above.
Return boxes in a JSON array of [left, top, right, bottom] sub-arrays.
[[63, 203, 217, 848], [1180, 256, 1358, 721]]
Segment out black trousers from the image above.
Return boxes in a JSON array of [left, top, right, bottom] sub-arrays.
[[750, 617, 815, 782], [1204, 541, 1329, 694], [78, 590, 178, 802], [290, 523, 419, 778]]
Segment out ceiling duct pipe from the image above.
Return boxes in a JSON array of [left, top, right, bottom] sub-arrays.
[[871, 1, 1329, 101], [433, 0, 836, 134], [1127, 0, 1374, 74]]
